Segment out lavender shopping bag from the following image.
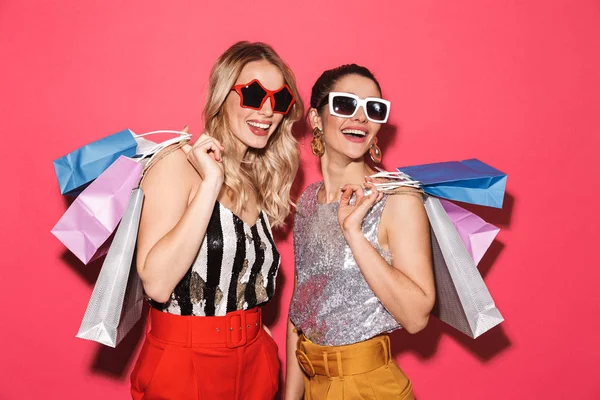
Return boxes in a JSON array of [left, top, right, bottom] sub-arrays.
[[440, 199, 500, 266], [51, 156, 143, 264]]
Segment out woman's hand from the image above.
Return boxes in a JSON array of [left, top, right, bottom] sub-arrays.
[[182, 133, 225, 186], [337, 182, 383, 237]]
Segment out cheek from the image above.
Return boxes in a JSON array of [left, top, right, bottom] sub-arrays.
[[270, 115, 284, 131], [322, 115, 345, 139], [369, 123, 381, 134], [225, 100, 251, 128], [322, 113, 339, 129]]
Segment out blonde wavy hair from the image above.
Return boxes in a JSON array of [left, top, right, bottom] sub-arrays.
[[203, 41, 303, 228]]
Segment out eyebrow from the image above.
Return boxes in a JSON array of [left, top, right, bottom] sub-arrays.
[[337, 91, 383, 98]]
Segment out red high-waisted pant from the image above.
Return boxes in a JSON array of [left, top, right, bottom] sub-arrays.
[[130, 307, 279, 400]]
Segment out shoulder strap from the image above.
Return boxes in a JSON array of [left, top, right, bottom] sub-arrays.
[[298, 181, 322, 209]]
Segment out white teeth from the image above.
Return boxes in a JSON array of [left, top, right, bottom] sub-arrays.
[[341, 129, 366, 136], [247, 121, 271, 129]]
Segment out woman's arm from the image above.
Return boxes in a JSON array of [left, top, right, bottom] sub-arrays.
[[285, 319, 305, 400], [339, 184, 435, 333], [285, 277, 305, 400], [136, 135, 225, 302]]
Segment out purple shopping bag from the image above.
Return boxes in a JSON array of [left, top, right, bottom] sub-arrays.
[[440, 199, 500, 266], [51, 156, 143, 264]]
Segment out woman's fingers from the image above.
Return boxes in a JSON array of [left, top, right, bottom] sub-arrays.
[[366, 184, 381, 204], [192, 133, 224, 149], [189, 134, 224, 162], [202, 132, 224, 151], [340, 184, 364, 206], [181, 144, 192, 155], [198, 140, 223, 162], [340, 185, 353, 207], [354, 183, 381, 211], [354, 185, 365, 204], [338, 183, 383, 232]]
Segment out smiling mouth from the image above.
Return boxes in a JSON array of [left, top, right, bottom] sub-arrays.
[[341, 128, 367, 138], [247, 121, 271, 130]]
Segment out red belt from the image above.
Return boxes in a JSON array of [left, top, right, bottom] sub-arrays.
[[150, 307, 263, 349]]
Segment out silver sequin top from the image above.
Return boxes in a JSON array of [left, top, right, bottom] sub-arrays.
[[289, 182, 402, 346]]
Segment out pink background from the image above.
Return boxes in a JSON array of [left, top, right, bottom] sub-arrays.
[[1, 1, 599, 399]]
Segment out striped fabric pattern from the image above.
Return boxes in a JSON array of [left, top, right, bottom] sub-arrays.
[[150, 201, 281, 316]]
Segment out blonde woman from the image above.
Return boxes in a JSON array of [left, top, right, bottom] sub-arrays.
[[130, 41, 303, 400], [286, 64, 434, 399]]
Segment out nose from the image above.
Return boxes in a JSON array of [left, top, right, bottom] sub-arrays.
[[352, 104, 367, 123], [259, 96, 274, 117]]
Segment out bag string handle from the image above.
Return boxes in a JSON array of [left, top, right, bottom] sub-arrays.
[[368, 167, 423, 194], [136, 135, 192, 161], [134, 131, 192, 161], [132, 129, 190, 139], [139, 139, 190, 187]]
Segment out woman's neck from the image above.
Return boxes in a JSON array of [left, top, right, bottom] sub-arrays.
[[319, 153, 373, 203]]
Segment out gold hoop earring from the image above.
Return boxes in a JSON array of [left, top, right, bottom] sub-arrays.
[[369, 137, 382, 163], [311, 127, 325, 157]]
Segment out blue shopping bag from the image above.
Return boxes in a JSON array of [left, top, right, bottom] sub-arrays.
[[398, 159, 507, 208], [53, 129, 138, 195]]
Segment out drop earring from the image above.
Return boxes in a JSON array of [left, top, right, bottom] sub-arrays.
[[311, 127, 325, 157], [369, 137, 382, 163]]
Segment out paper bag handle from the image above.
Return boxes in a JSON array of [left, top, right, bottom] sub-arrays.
[[135, 133, 192, 161], [133, 129, 191, 139], [139, 139, 190, 187], [368, 167, 422, 193]]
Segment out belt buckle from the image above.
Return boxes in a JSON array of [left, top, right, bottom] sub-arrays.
[[225, 311, 247, 349], [295, 349, 316, 377]]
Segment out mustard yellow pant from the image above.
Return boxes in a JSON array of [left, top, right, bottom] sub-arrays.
[[295, 334, 414, 400]]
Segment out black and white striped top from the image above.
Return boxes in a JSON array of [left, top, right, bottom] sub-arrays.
[[150, 201, 281, 316]]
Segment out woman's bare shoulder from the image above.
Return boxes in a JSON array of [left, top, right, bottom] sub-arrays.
[[380, 187, 427, 226], [141, 148, 198, 195]]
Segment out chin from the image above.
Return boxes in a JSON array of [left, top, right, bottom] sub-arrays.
[[343, 148, 369, 161], [350, 154, 368, 161], [245, 136, 270, 150]]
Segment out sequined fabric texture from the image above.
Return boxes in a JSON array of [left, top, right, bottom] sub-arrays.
[[289, 182, 402, 346], [150, 201, 280, 316]]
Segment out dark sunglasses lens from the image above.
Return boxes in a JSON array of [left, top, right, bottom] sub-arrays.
[[240, 81, 267, 108], [332, 95, 358, 116], [272, 87, 294, 113], [366, 101, 388, 121]]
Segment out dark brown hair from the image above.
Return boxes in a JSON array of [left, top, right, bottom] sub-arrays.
[[310, 64, 382, 110]]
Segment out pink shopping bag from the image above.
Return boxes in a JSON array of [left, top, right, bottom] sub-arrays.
[[440, 199, 500, 266], [51, 156, 143, 264]]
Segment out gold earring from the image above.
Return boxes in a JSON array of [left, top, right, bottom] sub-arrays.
[[369, 137, 382, 163], [311, 127, 325, 157]]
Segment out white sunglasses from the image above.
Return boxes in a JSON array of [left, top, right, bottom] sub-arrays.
[[320, 92, 391, 123]]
